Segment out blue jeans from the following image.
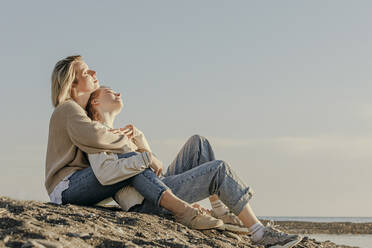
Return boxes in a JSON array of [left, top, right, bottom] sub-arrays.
[[61, 152, 168, 207], [130, 134, 254, 216], [62, 134, 253, 216]]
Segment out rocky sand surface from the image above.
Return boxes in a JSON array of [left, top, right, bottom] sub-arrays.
[[0, 196, 362, 248]]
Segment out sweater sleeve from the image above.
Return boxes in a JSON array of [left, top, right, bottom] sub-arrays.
[[65, 101, 130, 154], [88, 151, 151, 186]]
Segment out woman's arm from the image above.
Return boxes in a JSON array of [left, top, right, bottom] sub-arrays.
[[64, 101, 131, 154]]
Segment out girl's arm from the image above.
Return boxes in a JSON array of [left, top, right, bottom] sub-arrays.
[[130, 126, 153, 153], [88, 151, 152, 186]]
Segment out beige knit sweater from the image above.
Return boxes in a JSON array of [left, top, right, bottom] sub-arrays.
[[45, 100, 137, 195]]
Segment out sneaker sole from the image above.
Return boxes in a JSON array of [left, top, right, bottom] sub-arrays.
[[223, 224, 250, 234], [269, 236, 303, 248], [193, 221, 225, 230]]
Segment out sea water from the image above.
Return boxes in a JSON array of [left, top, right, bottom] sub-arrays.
[[259, 216, 372, 248], [305, 234, 372, 248], [259, 216, 372, 223]]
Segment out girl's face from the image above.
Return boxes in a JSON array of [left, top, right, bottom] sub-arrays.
[[95, 87, 123, 113], [73, 60, 100, 94]]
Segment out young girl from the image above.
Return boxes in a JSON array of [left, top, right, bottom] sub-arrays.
[[85, 85, 303, 248]]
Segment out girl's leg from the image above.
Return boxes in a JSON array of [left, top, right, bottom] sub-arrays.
[[114, 153, 223, 230], [125, 169, 224, 229]]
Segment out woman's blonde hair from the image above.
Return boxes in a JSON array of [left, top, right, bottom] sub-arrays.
[[51, 55, 83, 107]]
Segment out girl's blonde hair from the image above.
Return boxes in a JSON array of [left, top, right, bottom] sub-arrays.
[[51, 55, 83, 107]]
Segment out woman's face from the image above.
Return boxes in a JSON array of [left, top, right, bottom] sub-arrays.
[[73, 60, 100, 94]]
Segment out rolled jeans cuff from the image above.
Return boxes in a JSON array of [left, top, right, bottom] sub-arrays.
[[230, 186, 254, 216], [131, 168, 169, 207]]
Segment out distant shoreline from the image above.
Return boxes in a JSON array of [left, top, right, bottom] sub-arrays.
[[260, 219, 372, 234], [259, 216, 372, 223]]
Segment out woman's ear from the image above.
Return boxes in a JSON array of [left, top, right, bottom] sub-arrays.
[[70, 85, 77, 99]]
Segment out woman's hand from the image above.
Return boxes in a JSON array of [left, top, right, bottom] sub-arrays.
[[107, 124, 134, 138], [108, 124, 143, 140], [120, 124, 134, 139]]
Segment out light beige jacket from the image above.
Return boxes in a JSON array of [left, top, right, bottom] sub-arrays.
[[88, 123, 154, 211]]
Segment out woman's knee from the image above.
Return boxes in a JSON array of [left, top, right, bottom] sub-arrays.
[[188, 134, 208, 145], [216, 159, 231, 170], [205, 160, 232, 176]]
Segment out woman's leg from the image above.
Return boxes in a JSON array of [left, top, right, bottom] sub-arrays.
[[163, 136, 303, 247], [165, 135, 259, 223], [163, 159, 254, 216], [165, 135, 231, 210], [61, 152, 165, 206], [61, 166, 132, 206], [165, 134, 216, 176]]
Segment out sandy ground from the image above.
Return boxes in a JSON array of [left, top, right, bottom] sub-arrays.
[[0, 196, 361, 248]]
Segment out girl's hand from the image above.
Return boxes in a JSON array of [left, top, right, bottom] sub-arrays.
[[147, 152, 163, 177], [136, 148, 149, 153]]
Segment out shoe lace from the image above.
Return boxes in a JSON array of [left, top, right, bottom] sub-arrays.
[[223, 212, 243, 225], [197, 208, 208, 216], [265, 220, 288, 238]]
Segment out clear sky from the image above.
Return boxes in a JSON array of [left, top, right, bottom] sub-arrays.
[[0, 1, 371, 217]]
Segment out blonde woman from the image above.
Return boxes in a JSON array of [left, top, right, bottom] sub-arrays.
[[45, 55, 224, 230], [83, 86, 303, 248]]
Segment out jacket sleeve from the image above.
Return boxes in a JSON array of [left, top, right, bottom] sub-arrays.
[[88, 151, 152, 186], [65, 102, 131, 154], [131, 126, 152, 153]]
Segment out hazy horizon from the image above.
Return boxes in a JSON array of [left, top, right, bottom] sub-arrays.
[[0, 1, 371, 217]]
